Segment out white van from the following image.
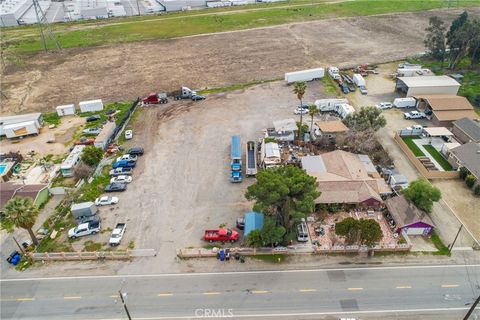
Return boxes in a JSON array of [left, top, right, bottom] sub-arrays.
[[297, 218, 309, 242]]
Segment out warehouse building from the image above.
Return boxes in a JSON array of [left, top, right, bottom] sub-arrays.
[[415, 95, 476, 127], [395, 76, 460, 97]]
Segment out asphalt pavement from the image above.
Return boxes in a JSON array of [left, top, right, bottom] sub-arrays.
[[1, 264, 480, 319]]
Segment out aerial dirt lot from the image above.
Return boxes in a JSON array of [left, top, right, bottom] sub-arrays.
[[2, 7, 479, 115]]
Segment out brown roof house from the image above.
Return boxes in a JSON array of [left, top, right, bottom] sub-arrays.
[[415, 95, 477, 127], [447, 142, 480, 180], [301, 150, 391, 208], [0, 182, 49, 213], [315, 121, 349, 143], [385, 195, 434, 236], [452, 117, 480, 144]]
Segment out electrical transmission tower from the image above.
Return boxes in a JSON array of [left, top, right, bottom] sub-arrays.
[[32, 0, 61, 52]]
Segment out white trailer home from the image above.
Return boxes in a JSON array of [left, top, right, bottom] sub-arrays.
[[284, 68, 324, 84], [3, 121, 40, 138], [0, 113, 43, 137], [56, 104, 76, 116], [79, 99, 104, 113], [335, 104, 355, 119], [393, 97, 416, 108], [314, 99, 349, 112], [94, 121, 116, 150], [60, 145, 85, 177]]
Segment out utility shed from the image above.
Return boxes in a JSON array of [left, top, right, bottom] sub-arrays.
[[385, 195, 434, 236], [56, 104, 76, 116], [395, 76, 460, 97], [423, 127, 453, 137], [244, 211, 264, 236]]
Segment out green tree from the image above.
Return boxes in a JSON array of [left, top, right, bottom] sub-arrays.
[[246, 230, 263, 248], [358, 219, 383, 246], [424, 16, 446, 61], [335, 217, 359, 244], [403, 178, 441, 213], [293, 81, 307, 140], [308, 104, 319, 136], [1, 197, 40, 245], [245, 165, 320, 230], [342, 106, 386, 131], [468, 19, 480, 64], [474, 185, 480, 196], [246, 217, 286, 247], [459, 167, 470, 180], [446, 11, 468, 46], [465, 174, 476, 188], [81, 146, 103, 167]]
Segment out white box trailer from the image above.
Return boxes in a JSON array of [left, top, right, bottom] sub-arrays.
[[393, 97, 416, 108], [79, 99, 104, 113], [328, 67, 340, 80], [285, 68, 324, 84], [336, 104, 355, 119], [314, 99, 348, 112], [56, 104, 76, 116], [353, 74, 366, 87], [3, 120, 39, 138]]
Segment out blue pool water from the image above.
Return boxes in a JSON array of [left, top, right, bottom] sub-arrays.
[[0, 163, 7, 175]]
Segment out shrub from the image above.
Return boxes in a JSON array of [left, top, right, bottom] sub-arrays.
[[459, 167, 470, 180], [474, 185, 480, 195], [465, 175, 476, 188]]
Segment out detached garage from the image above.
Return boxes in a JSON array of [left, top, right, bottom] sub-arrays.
[[395, 76, 460, 97], [385, 195, 434, 236]]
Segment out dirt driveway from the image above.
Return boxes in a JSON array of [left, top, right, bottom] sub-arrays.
[[2, 8, 479, 115]]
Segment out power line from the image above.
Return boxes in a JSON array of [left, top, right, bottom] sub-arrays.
[[32, 0, 61, 51]]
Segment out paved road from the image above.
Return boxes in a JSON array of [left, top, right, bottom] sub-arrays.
[[1, 265, 480, 319]]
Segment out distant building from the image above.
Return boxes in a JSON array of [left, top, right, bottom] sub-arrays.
[[415, 95, 477, 127], [315, 120, 349, 143], [395, 76, 460, 97], [452, 117, 480, 144], [265, 119, 297, 142]]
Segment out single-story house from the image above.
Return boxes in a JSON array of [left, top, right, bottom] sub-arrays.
[[301, 150, 391, 208], [452, 117, 480, 144], [315, 120, 349, 142], [0, 182, 49, 212], [395, 76, 460, 97], [244, 211, 264, 237], [385, 195, 434, 236], [447, 142, 480, 180], [265, 119, 297, 142], [415, 95, 476, 127]]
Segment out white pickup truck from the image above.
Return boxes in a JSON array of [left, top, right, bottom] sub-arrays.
[[404, 111, 426, 119], [109, 223, 126, 246], [68, 222, 101, 239]]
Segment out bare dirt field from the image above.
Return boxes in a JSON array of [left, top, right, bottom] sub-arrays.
[[2, 7, 479, 115]]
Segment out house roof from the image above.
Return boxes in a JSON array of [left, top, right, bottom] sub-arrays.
[[415, 95, 473, 110], [316, 121, 349, 133], [0, 182, 48, 209], [385, 195, 434, 228], [398, 76, 460, 88], [433, 110, 477, 122], [0, 113, 42, 126], [264, 142, 280, 158], [273, 119, 297, 132], [451, 142, 480, 178], [453, 117, 480, 141], [302, 150, 391, 205], [244, 211, 264, 236], [423, 127, 453, 137]]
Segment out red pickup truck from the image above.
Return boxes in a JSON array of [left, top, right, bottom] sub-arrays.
[[204, 228, 239, 243]]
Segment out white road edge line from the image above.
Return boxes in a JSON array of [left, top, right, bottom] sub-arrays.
[[95, 307, 480, 320], [2, 264, 479, 282]]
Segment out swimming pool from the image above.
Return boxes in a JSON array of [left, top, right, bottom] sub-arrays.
[[0, 163, 7, 175]]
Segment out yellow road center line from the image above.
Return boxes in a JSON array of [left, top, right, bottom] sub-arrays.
[[158, 293, 174, 297], [109, 295, 118, 298], [299, 289, 317, 292], [441, 284, 459, 288], [16, 298, 35, 301], [396, 286, 412, 289], [347, 287, 364, 291], [251, 290, 270, 294], [203, 292, 221, 295], [63, 296, 81, 300]]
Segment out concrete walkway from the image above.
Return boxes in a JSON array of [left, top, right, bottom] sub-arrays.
[[413, 138, 444, 171]]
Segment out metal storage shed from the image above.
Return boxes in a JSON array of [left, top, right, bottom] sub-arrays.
[[56, 104, 76, 116], [244, 211, 264, 236], [395, 76, 460, 97]]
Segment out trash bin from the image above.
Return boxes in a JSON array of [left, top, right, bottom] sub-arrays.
[[219, 249, 225, 261]]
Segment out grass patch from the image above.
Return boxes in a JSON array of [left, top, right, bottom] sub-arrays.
[[458, 70, 480, 108], [321, 75, 340, 96], [422, 145, 452, 171], [36, 238, 73, 253], [127, 241, 135, 249], [402, 136, 425, 157], [252, 254, 286, 263], [84, 241, 103, 252], [77, 170, 111, 202], [430, 231, 450, 256], [197, 78, 280, 94], [42, 112, 61, 126], [4, 0, 478, 56]]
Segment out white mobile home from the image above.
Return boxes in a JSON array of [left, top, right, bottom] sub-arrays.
[[314, 99, 348, 112], [0, 113, 43, 137], [284, 68, 324, 84], [94, 121, 116, 150], [353, 74, 366, 87], [56, 104, 76, 116], [79, 99, 104, 113], [335, 104, 355, 119], [393, 97, 416, 108], [60, 145, 86, 177], [3, 121, 39, 138]]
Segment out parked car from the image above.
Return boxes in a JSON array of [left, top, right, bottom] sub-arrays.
[[191, 95, 206, 101], [105, 183, 127, 192], [359, 86, 368, 95], [236, 217, 245, 230], [375, 102, 393, 109], [68, 222, 101, 239], [109, 223, 126, 246], [109, 167, 133, 176], [105, 109, 116, 115], [340, 83, 349, 94], [294, 107, 309, 115], [296, 218, 309, 242], [204, 228, 239, 243], [74, 137, 95, 145], [110, 175, 132, 184], [83, 127, 101, 135], [112, 160, 136, 169], [86, 115, 101, 122], [404, 111, 426, 119], [125, 130, 133, 140], [95, 196, 119, 206], [117, 154, 138, 162], [127, 147, 144, 156]]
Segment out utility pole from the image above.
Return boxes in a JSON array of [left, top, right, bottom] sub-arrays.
[[463, 294, 480, 320], [32, 0, 61, 51], [448, 224, 463, 254], [118, 290, 132, 320], [136, 0, 141, 16]]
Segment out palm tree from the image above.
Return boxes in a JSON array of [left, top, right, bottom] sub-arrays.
[[293, 81, 307, 140], [2, 197, 40, 245], [308, 104, 319, 136]]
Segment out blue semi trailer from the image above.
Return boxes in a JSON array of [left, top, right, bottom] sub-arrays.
[[230, 135, 242, 183]]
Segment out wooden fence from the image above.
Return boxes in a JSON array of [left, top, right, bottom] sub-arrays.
[[394, 132, 459, 180]]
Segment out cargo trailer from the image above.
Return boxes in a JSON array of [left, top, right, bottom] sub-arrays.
[[285, 68, 324, 84]]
